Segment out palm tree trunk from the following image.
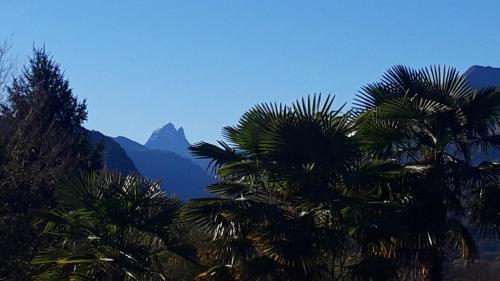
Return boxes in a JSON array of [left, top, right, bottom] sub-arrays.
[[425, 155, 447, 281]]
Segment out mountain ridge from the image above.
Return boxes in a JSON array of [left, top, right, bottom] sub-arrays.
[[114, 136, 212, 199], [464, 65, 500, 89], [88, 130, 139, 175]]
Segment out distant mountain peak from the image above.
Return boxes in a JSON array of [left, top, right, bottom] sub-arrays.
[[145, 123, 191, 158], [178, 126, 185, 136], [151, 123, 184, 136], [164, 122, 175, 129]]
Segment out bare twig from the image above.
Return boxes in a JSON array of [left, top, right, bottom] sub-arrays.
[[0, 39, 16, 100]]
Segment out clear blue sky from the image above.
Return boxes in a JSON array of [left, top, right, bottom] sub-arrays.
[[1, 1, 500, 144]]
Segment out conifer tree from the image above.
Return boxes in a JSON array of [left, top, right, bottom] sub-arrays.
[[0, 48, 101, 279]]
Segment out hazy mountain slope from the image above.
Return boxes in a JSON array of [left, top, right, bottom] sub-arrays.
[[464, 65, 500, 89], [114, 136, 212, 199], [114, 136, 148, 152], [88, 130, 139, 175], [144, 123, 210, 170]]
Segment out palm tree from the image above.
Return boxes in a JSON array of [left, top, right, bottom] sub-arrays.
[[185, 95, 404, 281], [354, 65, 500, 281], [33, 172, 198, 281]]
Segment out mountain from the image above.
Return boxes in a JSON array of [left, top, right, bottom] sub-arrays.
[[145, 123, 191, 158], [464, 65, 500, 89], [114, 136, 212, 199], [88, 130, 139, 175], [145, 123, 210, 170]]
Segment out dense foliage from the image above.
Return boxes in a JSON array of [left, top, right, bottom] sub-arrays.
[[0, 48, 100, 279], [33, 172, 198, 281], [186, 96, 360, 280], [186, 67, 500, 281], [354, 66, 500, 280]]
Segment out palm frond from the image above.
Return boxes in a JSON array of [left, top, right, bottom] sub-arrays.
[[33, 172, 197, 280], [189, 141, 240, 171], [446, 219, 477, 261]]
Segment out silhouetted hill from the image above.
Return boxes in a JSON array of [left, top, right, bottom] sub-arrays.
[[88, 130, 139, 175], [114, 136, 212, 199], [464, 65, 500, 89], [145, 123, 210, 170], [114, 136, 147, 152]]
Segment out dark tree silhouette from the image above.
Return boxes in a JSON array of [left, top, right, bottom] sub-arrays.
[[0, 48, 101, 279], [185, 95, 400, 281], [354, 65, 500, 281], [33, 172, 198, 281]]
